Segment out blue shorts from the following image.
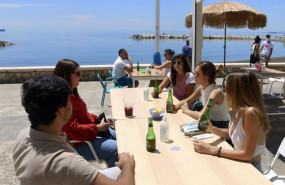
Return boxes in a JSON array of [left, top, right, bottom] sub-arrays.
[[117, 76, 132, 87]]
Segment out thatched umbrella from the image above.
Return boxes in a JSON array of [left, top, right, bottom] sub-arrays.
[[185, 1, 267, 69]]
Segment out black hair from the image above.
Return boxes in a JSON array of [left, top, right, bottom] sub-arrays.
[[254, 35, 261, 44], [266, 34, 270, 38], [21, 75, 72, 128], [164, 49, 175, 57], [118, 48, 126, 56], [53, 59, 80, 97], [171, 54, 191, 86]]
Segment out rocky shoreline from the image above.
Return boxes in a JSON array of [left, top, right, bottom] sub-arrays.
[[0, 41, 14, 47], [130, 34, 285, 42]]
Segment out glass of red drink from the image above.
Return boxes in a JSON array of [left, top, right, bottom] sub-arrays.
[[124, 106, 133, 117]]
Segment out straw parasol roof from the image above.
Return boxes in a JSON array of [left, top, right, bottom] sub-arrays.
[[185, 1, 267, 29]]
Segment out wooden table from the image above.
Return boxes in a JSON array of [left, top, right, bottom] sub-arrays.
[[243, 67, 285, 98], [131, 69, 166, 88], [110, 88, 271, 185]]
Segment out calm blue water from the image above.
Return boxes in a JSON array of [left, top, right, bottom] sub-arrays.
[[0, 30, 285, 67]]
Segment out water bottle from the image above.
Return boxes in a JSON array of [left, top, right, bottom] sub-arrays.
[[146, 66, 150, 75], [144, 83, 149, 101], [160, 115, 169, 142]]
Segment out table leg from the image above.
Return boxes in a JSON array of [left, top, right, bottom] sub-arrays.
[[132, 77, 135, 88]]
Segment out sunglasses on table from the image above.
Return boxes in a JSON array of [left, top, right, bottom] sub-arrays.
[[172, 61, 182, 65], [73, 71, 81, 77]]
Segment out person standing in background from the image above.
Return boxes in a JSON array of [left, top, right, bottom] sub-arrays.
[[182, 28, 193, 71], [260, 34, 274, 68]]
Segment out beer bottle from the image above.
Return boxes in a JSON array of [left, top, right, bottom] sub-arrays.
[[198, 98, 213, 131], [146, 117, 156, 152], [137, 61, 140, 71], [153, 79, 159, 98], [166, 88, 173, 113]]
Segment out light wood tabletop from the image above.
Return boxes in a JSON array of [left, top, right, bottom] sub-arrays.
[[110, 88, 271, 185], [131, 69, 166, 88]]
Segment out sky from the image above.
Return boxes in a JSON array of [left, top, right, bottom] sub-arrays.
[[0, 0, 285, 34]]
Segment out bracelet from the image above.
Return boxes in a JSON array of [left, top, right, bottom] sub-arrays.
[[217, 147, 222, 157]]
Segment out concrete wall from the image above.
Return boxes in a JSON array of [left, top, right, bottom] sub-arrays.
[[1, 63, 285, 84]]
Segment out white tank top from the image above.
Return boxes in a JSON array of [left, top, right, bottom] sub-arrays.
[[229, 114, 265, 158], [200, 84, 228, 121]]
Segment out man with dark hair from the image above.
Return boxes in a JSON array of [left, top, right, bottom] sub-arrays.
[[182, 37, 192, 71], [260, 34, 274, 68], [13, 75, 135, 185], [112, 48, 139, 87]]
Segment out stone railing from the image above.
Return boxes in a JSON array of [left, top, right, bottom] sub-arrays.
[[1, 63, 285, 84]]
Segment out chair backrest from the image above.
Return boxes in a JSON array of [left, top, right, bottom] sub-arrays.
[[108, 69, 113, 77], [270, 137, 285, 169], [97, 74, 106, 91]]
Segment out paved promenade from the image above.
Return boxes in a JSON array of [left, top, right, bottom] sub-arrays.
[[0, 80, 284, 184]]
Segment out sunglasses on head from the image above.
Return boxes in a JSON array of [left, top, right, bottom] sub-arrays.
[[73, 71, 81, 77], [172, 61, 181, 65]]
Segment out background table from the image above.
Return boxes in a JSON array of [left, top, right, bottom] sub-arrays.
[[131, 69, 166, 88], [243, 67, 285, 98], [110, 88, 271, 185]]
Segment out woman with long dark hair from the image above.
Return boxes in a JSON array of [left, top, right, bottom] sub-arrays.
[[151, 54, 195, 101], [54, 59, 118, 167]]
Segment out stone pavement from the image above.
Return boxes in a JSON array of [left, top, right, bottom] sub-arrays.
[[0, 79, 284, 185]]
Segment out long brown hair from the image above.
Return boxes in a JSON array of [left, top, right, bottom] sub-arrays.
[[171, 54, 191, 86], [225, 70, 270, 131], [196, 61, 223, 84], [53, 59, 80, 97]]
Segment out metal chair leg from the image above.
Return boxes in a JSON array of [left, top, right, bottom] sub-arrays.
[[101, 91, 105, 107]]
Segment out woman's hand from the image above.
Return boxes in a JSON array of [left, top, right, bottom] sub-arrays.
[[97, 118, 110, 132], [192, 140, 217, 155], [151, 90, 155, 97], [107, 118, 115, 129], [181, 102, 189, 113], [173, 104, 180, 111], [206, 120, 214, 133]]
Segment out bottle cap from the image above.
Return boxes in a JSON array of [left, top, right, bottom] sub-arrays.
[[161, 114, 167, 121]]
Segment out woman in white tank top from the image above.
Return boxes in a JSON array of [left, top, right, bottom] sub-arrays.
[[174, 61, 229, 128], [192, 71, 270, 172]]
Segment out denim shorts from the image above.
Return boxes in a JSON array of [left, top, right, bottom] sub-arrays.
[[251, 159, 262, 173]]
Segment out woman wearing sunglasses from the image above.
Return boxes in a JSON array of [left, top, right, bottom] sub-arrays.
[[193, 71, 270, 172], [54, 59, 118, 167], [174, 61, 229, 129], [151, 54, 195, 102]]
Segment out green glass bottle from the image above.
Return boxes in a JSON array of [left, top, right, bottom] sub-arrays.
[[137, 61, 140, 71], [198, 98, 213, 131], [153, 79, 159, 98], [166, 88, 173, 113], [146, 117, 156, 152]]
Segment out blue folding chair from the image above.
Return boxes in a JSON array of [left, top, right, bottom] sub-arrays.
[[108, 69, 131, 87], [97, 74, 121, 107]]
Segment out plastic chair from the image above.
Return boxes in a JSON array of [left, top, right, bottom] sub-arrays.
[[70, 140, 109, 168], [97, 74, 121, 107], [268, 77, 285, 96], [108, 69, 131, 87], [263, 137, 285, 184]]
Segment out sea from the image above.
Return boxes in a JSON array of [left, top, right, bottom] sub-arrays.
[[0, 30, 285, 67]]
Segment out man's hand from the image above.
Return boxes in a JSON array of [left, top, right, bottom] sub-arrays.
[[115, 152, 135, 170], [97, 118, 110, 132], [128, 57, 132, 64], [107, 118, 115, 128]]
